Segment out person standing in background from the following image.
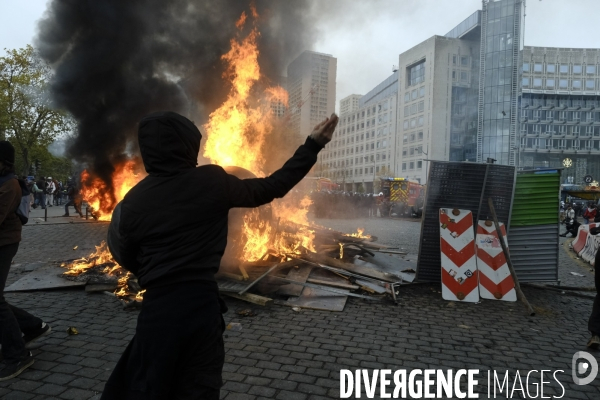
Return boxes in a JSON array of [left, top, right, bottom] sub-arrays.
[[45, 177, 55, 207]]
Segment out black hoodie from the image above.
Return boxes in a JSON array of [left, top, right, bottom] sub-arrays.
[[111, 111, 322, 289]]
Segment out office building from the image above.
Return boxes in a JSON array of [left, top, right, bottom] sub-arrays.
[[326, 0, 598, 186], [520, 46, 600, 182], [286, 51, 337, 144], [340, 94, 362, 115], [325, 72, 398, 193]]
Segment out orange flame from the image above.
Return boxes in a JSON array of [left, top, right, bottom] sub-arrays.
[[80, 160, 145, 221]]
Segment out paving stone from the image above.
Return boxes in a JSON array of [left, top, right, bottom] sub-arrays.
[[1, 218, 597, 399]]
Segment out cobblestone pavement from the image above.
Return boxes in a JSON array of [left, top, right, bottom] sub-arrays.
[[1, 217, 598, 399]]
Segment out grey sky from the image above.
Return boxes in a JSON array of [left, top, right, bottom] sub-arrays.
[[2, 0, 599, 109]]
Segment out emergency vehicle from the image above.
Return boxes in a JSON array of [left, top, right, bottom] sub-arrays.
[[378, 177, 424, 218]]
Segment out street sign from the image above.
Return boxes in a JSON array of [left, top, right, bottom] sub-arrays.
[[584, 175, 594, 184]]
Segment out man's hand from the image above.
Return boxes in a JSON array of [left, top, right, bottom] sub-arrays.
[[310, 113, 339, 146]]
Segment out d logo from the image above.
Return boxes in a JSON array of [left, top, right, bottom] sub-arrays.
[[572, 351, 598, 385]]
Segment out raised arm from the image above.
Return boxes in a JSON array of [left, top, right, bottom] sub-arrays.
[[226, 114, 338, 209]]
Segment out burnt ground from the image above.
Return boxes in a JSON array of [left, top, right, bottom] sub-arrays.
[[0, 215, 598, 399]]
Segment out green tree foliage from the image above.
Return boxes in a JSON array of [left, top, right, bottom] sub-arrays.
[[0, 45, 72, 176]]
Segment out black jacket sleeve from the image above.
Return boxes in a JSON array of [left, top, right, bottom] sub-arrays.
[[226, 136, 323, 209], [107, 201, 141, 275]]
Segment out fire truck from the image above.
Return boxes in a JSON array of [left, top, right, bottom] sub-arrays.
[[378, 177, 424, 218]]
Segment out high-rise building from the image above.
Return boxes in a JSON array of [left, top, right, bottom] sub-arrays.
[[519, 46, 600, 182], [329, 0, 598, 186], [286, 51, 337, 143], [340, 94, 362, 115]]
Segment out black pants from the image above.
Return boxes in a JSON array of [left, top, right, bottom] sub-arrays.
[[101, 280, 226, 400], [588, 247, 600, 335], [64, 199, 82, 216], [0, 243, 42, 363]]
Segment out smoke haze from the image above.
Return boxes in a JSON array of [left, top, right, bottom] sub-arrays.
[[35, 0, 318, 189]]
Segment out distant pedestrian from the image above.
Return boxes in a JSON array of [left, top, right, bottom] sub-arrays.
[[63, 181, 84, 218], [35, 177, 46, 209], [583, 203, 597, 224], [0, 141, 52, 380], [45, 177, 56, 207]]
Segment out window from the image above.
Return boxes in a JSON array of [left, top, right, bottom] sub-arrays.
[[401, 163, 406, 171], [559, 79, 568, 89], [418, 101, 424, 112], [403, 121, 409, 130], [534, 63, 543, 72], [587, 65, 596, 74], [402, 149, 407, 156], [418, 131, 423, 140], [419, 87, 425, 97], [418, 116, 424, 126], [452, 55, 457, 65], [573, 80, 582, 89], [409, 161, 415, 170], [461, 56, 469, 66], [403, 135, 408, 144], [586, 80, 595, 90], [522, 77, 530, 86], [411, 89, 418, 100], [573, 65, 582, 74], [409, 133, 415, 142], [410, 119, 416, 128], [546, 79, 555, 88], [460, 71, 468, 82], [533, 78, 542, 87], [560, 64, 569, 74], [417, 161, 423, 169], [547, 64, 556, 73], [408, 61, 425, 86], [409, 147, 414, 156], [523, 63, 530, 72], [404, 93, 410, 102]]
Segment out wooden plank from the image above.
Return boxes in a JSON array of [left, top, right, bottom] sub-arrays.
[[281, 287, 347, 312], [277, 265, 313, 296], [303, 252, 403, 283], [222, 292, 273, 306], [306, 268, 359, 290], [5, 265, 87, 292]]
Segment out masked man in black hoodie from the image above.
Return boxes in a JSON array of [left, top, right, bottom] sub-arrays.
[[103, 111, 338, 399]]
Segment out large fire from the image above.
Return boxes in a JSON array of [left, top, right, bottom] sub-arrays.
[[202, 8, 314, 262], [70, 7, 318, 298]]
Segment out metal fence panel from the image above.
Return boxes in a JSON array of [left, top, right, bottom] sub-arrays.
[[506, 224, 559, 282], [416, 161, 516, 282]]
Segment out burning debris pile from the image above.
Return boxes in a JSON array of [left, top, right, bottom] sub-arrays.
[[60, 226, 415, 311]]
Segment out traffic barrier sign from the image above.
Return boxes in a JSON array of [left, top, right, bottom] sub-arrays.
[[440, 209, 479, 302], [476, 221, 516, 302]]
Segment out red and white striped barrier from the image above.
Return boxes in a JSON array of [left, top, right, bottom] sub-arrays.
[[572, 223, 598, 254], [579, 234, 599, 267], [476, 221, 516, 302], [440, 209, 479, 302]]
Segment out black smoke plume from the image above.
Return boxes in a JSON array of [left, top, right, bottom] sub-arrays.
[[35, 0, 317, 197]]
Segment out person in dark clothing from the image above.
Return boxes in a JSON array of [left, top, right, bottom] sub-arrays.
[[102, 111, 338, 399], [0, 141, 51, 381], [63, 181, 84, 217], [560, 219, 581, 237]]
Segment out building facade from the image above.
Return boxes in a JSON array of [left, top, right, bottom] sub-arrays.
[[321, 0, 598, 187], [286, 51, 337, 144], [324, 72, 398, 193], [519, 46, 600, 183], [340, 94, 362, 115]]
